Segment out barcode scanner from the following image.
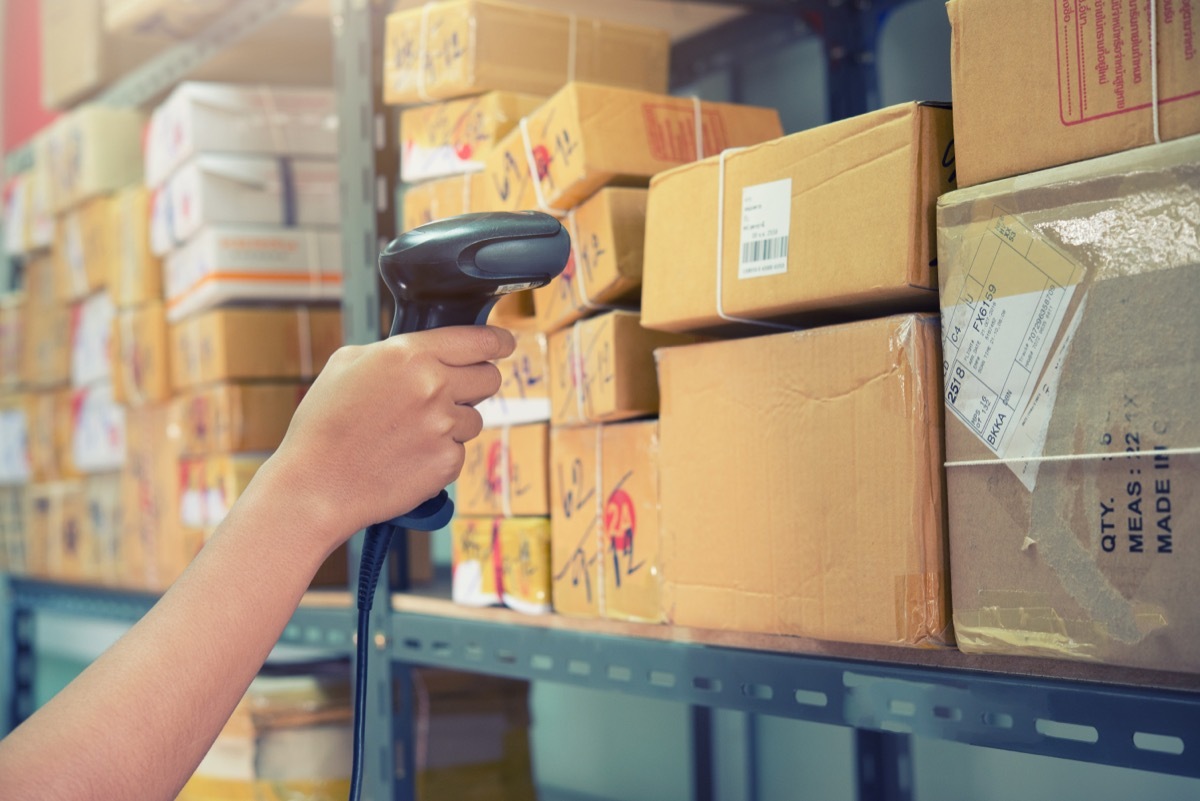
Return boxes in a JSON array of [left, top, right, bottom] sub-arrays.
[[349, 211, 570, 801]]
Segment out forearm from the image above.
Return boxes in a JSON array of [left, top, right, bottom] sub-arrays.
[[0, 459, 346, 801]]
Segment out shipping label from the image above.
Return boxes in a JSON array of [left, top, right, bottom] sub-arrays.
[[738, 178, 792, 279]]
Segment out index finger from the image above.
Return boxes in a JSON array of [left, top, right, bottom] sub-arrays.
[[412, 325, 516, 366]]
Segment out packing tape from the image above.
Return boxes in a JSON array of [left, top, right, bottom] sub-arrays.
[[296, 306, 313, 380], [499, 425, 514, 518], [715, 148, 798, 331], [567, 14, 578, 84], [893, 571, 948, 645], [415, 2, 436, 103], [945, 445, 1200, 469], [519, 117, 567, 218]]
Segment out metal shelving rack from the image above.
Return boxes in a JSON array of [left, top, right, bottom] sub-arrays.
[[4, 1, 1200, 801]]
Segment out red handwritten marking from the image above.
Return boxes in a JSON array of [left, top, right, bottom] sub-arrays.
[[485, 439, 506, 499], [604, 488, 636, 552], [532, 145, 552, 180], [491, 518, 505, 603], [454, 142, 473, 160]]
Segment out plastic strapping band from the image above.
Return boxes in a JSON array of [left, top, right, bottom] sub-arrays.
[[296, 306, 313, 380], [119, 312, 144, 406], [416, 2, 435, 103], [499, 426, 514, 518], [692, 95, 704, 159], [519, 117, 565, 218], [571, 321, 587, 423], [567, 14, 578, 83], [304, 229, 322, 299], [278, 157, 297, 227], [946, 445, 1200, 469], [230, 385, 245, 451], [715, 148, 797, 331], [1150, 0, 1161, 144]]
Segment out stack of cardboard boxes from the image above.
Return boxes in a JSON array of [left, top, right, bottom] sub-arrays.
[[384, 0, 783, 617]]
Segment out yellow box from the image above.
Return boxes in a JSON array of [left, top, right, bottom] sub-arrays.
[[402, 172, 491, 232], [0, 486, 26, 574], [120, 404, 183, 590], [108, 186, 163, 308], [548, 310, 693, 426], [533, 187, 646, 333], [44, 106, 144, 213], [457, 423, 548, 517], [451, 516, 550, 613], [475, 331, 549, 428], [485, 82, 782, 214], [401, 91, 546, 183], [0, 295, 23, 391], [21, 301, 70, 389], [54, 195, 114, 302], [112, 302, 171, 406], [451, 516, 501, 607], [169, 307, 342, 392], [84, 472, 123, 585], [28, 481, 88, 583], [383, 0, 669, 105], [170, 382, 309, 456]]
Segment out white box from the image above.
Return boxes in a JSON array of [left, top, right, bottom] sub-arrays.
[[71, 383, 126, 473], [150, 155, 340, 255], [145, 82, 338, 188], [164, 226, 343, 322], [0, 404, 31, 486], [71, 292, 116, 388]]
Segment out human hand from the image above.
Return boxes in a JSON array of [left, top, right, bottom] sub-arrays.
[[260, 325, 515, 547]]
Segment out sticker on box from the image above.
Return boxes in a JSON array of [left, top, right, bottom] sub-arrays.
[[739, 178, 791, 279]]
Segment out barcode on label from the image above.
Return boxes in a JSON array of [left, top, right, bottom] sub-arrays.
[[742, 235, 788, 265]]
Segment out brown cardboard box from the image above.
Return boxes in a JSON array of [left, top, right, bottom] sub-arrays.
[[656, 313, 950, 646], [642, 102, 954, 336], [54, 195, 114, 302], [457, 424, 549, 517], [451, 515, 551, 613], [44, 107, 144, 213], [548, 310, 693, 426], [112, 302, 171, 406], [475, 331, 549, 428], [21, 301, 70, 389], [26, 391, 67, 482], [28, 481, 88, 582], [487, 290, 538, 332], [533, 188, 647, 333], [937, 135, 1200, 672], [0, 295, 23, 390], [69, 382, 127, 474], [120, 404, 183, 590], [948, 0, 1200, 187], [70, 291, 116, 388], [108, 186, 162, 308], [169, 307, 342, 392], [550, 421, 662, 621], [83, 472, 123, 585], [402, 172, 491, 232], [485, 83, 783, 214], [24, 254, 60, 311], [0, 486, 26, 574], [383, 0, 670, 105], [170, 382, 308, 455], [401, 91, 547, 183]]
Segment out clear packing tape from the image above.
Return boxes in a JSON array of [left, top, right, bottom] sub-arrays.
[[936, 133, 1200, 663]]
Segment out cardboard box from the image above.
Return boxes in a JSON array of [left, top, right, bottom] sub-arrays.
[[24, 254, 60, 311], [642, 102, 954, 336], [28, 481, 88, 582], [0, 396, 31, 486], [0, 486, 26, 574], [486, 289, 537, 332], [163, 226, 343, 323], [3, 157, 55, 256], [533, 188, 646, 333], [26, 391, 68, 482], [948, 0, 1200, 187], [548, 310, 694, 426], [401, 91, 546, 183], [71, 291, 116, 388], [109, 186, 163, 308], [0, 295, 23, 390], [112, 302, 172, 406], [171, 382, 309, 455], [150, 156, 341, 255], [550, 420, 662, 622], [383, 0, 670, 105], [70, 382, 127, 473], [145, 82, 338, 188], [21, 300, 70, 389], [937, 135, 1200, 672], [485, 83, 783, 214], [457, 424, 549, 517], [475, 331, 549, 428], [84, 472, 123, 585], [656, 313, 950, 646], [54, 195, 113, 302], [121, 404, 184, 590], [44, 106, 145, 213], [169, 307, 342, 392], [401, 172, 491, 232], [451, 516, 551, 614]]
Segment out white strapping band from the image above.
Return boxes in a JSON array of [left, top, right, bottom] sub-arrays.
[[416, 2, 436, 104], [946, 445, 1200, 469], [571, 321, 587, 423], [499, 425, 514, 519], [565, 210, 633, 314], [296, 306, 313, 380], [519, 117, 566, 218], [1150, 0, 1162, 144], [714, 148, 797, 331]]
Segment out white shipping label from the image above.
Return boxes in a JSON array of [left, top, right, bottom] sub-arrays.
[[738, 179, 792, 279], [942, 210, 1085, 463]]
